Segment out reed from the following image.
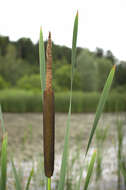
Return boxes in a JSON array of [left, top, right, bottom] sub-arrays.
[[95, 126, 108, 181], [0, 105, 7, 190], [1, 90, 126, 113], [39, 31, 55, 189], [0, 134, 8, 190], [43, 32, 55, 178], [120, 157, 126, 188], [116, 120, 124, 190]]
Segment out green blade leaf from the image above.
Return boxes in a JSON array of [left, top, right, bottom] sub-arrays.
[[11, 158, 22, 190], [39, 27, 46, 98], [76, 160, 84, 190], [85, 65, 116, 156], [58, 11, 78, 190], [25, 168, 34, 190], [71, 10, 78, 77], [0, 134, 8, 190], [83, 150, 97, 190], [0, 105, 6, 134], [120, 162, 126, 181]]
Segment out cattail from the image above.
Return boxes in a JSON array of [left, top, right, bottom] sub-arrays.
[[43, 32, 55, 177]]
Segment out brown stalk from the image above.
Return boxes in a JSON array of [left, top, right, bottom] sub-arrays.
[[43, 32, 55, 177]]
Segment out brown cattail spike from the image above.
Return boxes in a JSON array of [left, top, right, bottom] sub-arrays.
[[43, 90, 55, 177], [46, 32, 52, 90], [43, 32, 55, 178]]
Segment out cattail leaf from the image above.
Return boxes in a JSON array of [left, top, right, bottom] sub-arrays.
[[11, 158, 22, 190], [58, 11, 78, 190], [25, 168, 34, 190], [76, 159, 84, 190], [39, 27, 46, 97], [85, 65, 116, 156], [0, 134, 8, 190], [120, 163, 126, 181], [71, 10, 78, 75], [0, 105, 6, 134], [83, 150, 96, 190]]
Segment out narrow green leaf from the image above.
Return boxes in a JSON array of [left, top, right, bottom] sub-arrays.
[[0, 105, 5, 134], [57, 105, 71, 190], [39, 27, 46, 98], [120, 163, 126, 181], [76, 157, 85, 190], [85, 65, 116, 156], [11, 158, 22, 190], [58, 11, 78, 190], [71, 10, 78, 79], [77, 66, 115, 189], [0, 134, 8, 190], [25, 168, 34, 190], [83, 151, 97, 190]]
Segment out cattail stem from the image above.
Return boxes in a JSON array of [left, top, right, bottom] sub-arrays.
[[46, 177, 51, 190], [43, 32, 55, 178]]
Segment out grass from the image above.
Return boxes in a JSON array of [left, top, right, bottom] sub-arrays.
[[1, 90, 126, 113], [95, 126, 109, 181], [0, 134, 8, 190], [117, 120, 124, 190]]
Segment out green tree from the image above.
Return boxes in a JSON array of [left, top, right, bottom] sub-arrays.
[[105, 50, 115, 64], [6, 44, 17, 59], [54, 64, 71, 91], [0, 75, 10, 89], [96, 57, 113, 91], [95, 47, 104, 57], [52, 43, 71, 63], [77, 50, 98, 92], [0, 36, 9, 56], [54, 63, 80, 91], [17, 74, 41, 91], [0, 44, 37, 86], [115, 62, 126, 86], [16, 38, 36, 64]]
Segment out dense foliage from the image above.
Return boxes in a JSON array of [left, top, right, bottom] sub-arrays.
[[0, 35, 126, 93], [0, 89, 125, 113]]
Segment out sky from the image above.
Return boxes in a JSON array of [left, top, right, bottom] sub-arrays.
[[0, 0, 126, 61]]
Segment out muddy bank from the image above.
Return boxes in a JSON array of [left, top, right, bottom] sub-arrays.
[[3, 113, 126, 157]]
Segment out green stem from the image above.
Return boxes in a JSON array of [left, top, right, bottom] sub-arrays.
[[46, 177, 51, 190]]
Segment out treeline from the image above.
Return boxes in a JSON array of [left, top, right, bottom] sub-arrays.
[[0, 35, 81, 64], [0, 35, 126, 93]]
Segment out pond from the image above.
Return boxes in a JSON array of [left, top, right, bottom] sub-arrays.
[[2, 112, 126, 190]]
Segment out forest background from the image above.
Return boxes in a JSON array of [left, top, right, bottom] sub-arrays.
[[0, 35, 125, 112]]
